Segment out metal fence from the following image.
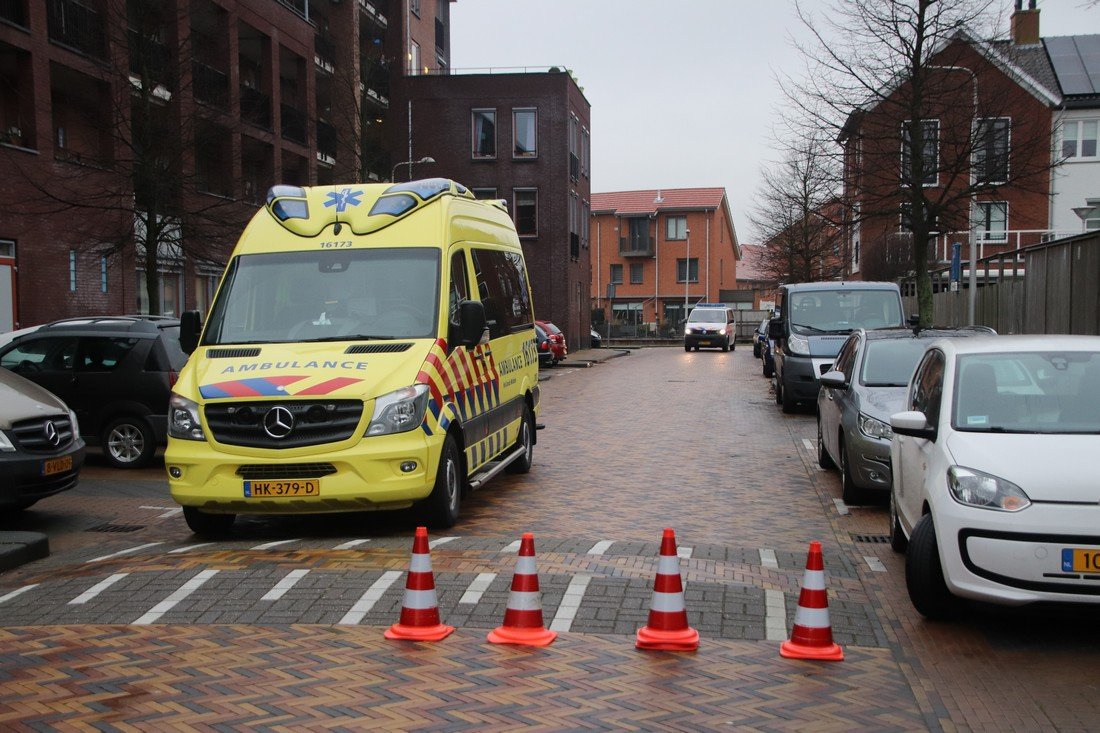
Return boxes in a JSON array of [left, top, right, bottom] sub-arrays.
[[900, 231, 1100, 335], [593, 309, 771, 343]]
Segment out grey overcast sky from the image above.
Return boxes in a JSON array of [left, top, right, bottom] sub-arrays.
[[450, 0, 1097, 242]]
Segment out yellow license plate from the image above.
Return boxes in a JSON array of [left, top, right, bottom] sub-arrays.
[[42, 456, 72, 476], [244, 479, 320, 498], [1061, 548, 1100, 573]]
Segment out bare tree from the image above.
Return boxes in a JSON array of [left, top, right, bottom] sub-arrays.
[[2, 0, 249, 314], [783, 0, 1059, 325], [750, 130, 846, 284]]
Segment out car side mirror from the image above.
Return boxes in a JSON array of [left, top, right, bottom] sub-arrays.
[[891, 410, 936, 440], [179, 310, 202, 354], [820, 370, 847, 389], [768, 317, 784, 340], [453, 300, 487, 348]]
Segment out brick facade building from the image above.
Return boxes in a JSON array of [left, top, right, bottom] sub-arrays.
[[590, 188, 740, 338]]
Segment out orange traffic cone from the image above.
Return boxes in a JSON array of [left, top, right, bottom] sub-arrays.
[[384, 526, 455, 642], [487, 532, 557, 647], [780, 540, 843, 661], [636, 528, 699, 651]]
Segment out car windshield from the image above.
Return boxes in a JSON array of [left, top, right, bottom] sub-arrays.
[[202, 248, 440, 345], [789, 290, 901, 335], [688, 309, 724, 323], [861, 339, 931, 387], [953, 351, 1100, 434]]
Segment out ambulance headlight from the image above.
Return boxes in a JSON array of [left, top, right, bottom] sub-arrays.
[[366, 384, 430, 436], [168, 394, 206, 441]]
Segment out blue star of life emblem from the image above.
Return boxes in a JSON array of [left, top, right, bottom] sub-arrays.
[[323, 188, 364, 213]]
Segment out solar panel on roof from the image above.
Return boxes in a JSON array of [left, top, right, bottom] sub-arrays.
[[1047, 36, 1100, 96]]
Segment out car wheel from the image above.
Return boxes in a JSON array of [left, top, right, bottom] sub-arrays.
[[817, 417, 835, 469], [422, 434, 462, 529], [753, 343, 761, 358], [102, 416, 156, 469], [763, 358, 773, 378], [730, 338, 735, 351], [183, 506, 235, 537], [780, 378, 796, 414], [889, 492, 908, 554], [721, 341, 729, 352], [906, 514, 957, 620], [838, 437, 864, 504], [504, 405, 534, 474], [684, 344, 691, 352], [774, 376, 783, 405]]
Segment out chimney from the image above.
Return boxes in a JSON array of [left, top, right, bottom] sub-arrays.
[[1011, 0, 1040, 45]]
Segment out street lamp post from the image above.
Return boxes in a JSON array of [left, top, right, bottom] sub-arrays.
[[684, 228, 690, 321], [391, 156, 435, 182]]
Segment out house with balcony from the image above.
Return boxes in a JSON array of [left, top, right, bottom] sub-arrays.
[[590, 188, 740, 338]]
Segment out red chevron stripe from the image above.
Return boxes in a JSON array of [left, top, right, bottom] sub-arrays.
[[209, 380, 264, 397], [416, 370, 444, 409], [295, 377, 361, 395], [424, 351, 457, 398]]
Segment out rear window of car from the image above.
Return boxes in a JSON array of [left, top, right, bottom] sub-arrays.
[[542, 322, 562, 335], [861, 339, 932, 386]]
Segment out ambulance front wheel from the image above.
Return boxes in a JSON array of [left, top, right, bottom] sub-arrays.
[[183, 507, 235, 538], [422, 434, 462, 529], [505, 405, 534, 475]]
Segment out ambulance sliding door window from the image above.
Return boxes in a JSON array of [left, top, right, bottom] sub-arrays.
[[449, 250, 469, 326], [471, 249, 532, 339]]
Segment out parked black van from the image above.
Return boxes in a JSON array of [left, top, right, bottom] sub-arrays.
[[769, 282, 905, 413], [0, 317, 187, 468]]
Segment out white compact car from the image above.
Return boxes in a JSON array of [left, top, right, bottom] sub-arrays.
[[889, 335, 1100, 619]]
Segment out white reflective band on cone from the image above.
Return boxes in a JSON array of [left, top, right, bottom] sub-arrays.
[[506, 590, 542, 611], [401, 588, 440, 610], [409, 554, 433, 573], [792, 605, 831, 629], [657, 555, 682, 575], [515, 556, 538, 575], [801, 570, 825, 591], [648, 591, 686, 613]]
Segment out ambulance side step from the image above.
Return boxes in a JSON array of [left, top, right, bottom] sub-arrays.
[[468, 445, 526, 490]]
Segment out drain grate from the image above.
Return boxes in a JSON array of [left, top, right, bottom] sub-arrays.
[[851, 533, 890, 543], [87, 523, 145, 533]]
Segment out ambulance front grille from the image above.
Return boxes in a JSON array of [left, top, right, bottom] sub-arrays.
[[205, 400, 363, 449]]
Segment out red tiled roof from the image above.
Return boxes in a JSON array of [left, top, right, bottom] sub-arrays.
[[736, 243, 772, 281], [591, 188, 727, 216]]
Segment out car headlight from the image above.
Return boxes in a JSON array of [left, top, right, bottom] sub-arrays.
[[684, 326, 693, 335], [947, 466, 1031, 511], [718, 327, 727, 335], [168, 394, 206, 441], [788, 333, 811, 355], [68, 409, 80, 437], [0, 430, 14, 453], [858, 413, 893, 440], [366, 384, 430, 436]]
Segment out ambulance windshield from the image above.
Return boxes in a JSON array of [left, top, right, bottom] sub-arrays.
[[202, 248, 440, 345]]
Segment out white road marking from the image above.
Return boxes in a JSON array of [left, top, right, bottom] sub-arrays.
[[85, 542, 164, 564], [833, 498, 850, 516], [501, 540, 521, 553], [765, 589, 788, 641], [677, 546, 693, 560], [69, 573, 128, 605], [262, 569, 310, 601], [586, 540, 614, 556], [0, 584, 38, 604], [250, 539, 299, 550], [802, 439, 815, 452], [333, 539, 371, 550], [759, 548, 779, 569], [339, 570, 403, 625], [549, 574, 592, 632], [140, 505, 183, 519], [168, 543, 215, 554], [864, 556, 888, 573], [133, 569, 219, 625], [428, 536, 459, 549], [458, 573, 497, 604]]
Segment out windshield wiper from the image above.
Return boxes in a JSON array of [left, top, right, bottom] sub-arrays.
[[790, 323, 827, 334], [304, 334, 398, 342]]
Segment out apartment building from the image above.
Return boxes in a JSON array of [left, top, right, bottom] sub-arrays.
[[590, 188, 740, 338]]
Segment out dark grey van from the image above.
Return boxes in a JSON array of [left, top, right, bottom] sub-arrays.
[[769, 282, 904, 413]]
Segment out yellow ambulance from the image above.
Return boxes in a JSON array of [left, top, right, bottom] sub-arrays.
[[166, 179, 540, 535]]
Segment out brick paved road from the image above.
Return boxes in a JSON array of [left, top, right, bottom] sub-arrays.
[[0, 348, 1097, 731]]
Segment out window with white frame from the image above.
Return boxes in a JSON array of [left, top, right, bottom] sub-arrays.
[[1062, 119, 1098, 159], [973, 117, 1010, 184], [901, 119, 939, 186], [666, 215, 687, 240], [974, 202, 1007, 242], [676, 258, 698, 283], [471, 109, 496, 158], [513, 108, 537, 158]]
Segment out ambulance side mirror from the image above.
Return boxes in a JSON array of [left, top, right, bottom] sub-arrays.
[[455, 300, 487, 348], [180, 310, 202, 354]]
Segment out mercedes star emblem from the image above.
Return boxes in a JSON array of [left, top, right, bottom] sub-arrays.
[[263, 406, 295, 439], [43, 420, 60, 447]]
